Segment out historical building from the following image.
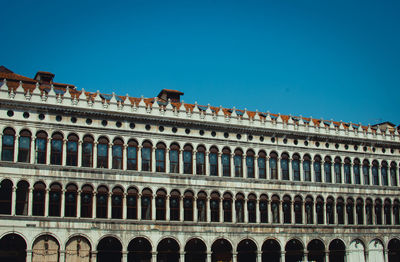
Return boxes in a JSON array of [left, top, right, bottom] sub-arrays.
[[0, 65, 399, 262]]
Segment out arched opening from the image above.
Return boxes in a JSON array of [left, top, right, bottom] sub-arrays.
[[66, 133, 79, 166], [197, 191, 207, 222], [384, 199, 392, 225], [96, 186, 109, 218], [209, 147, 218, 176], [388, 238, 400, 262], [169, 190, 180, 221], [82, 135, 94, 168], [282, 195, 291, 224], [336, 197, 344, 225], [237, 239, 257, 262], [394, 199, 400, 225], [366, 198, 373, 225], [223, 192, 233, 222], [344, 158, 351, 184], [141, 141, 152, 172], [281, 153, 289, 180], [348, 239, 365, 262], [222, 148, 231, 177], [375, 198, 383, 225], [48, 183, 62, 217], [65, 236, 91, 262], [354, 158, 361, 184], [269, 152, 278, 179], [271, 195, 280, 223], [247, 194, 257, 223], [210, 192, 220, 222], [324, 156, 332, 183], [196, 146, 206, 175], [326, 197, 334, 224], [334, 157, 342, 184], [372, 160, 379, 185], [0, 179, 13, 214], [1, 127, 15, 161], [294, 195, 303, 224], [32, 182, 46, 216], [169, 143, 180, 174], [235, 193, 245, 223], [329, 239, 346, 262], [97, 137, 109, 168], [81, 185, 93, 218], [65, 183, 78, 217], [356, 198, 364, 225], [259, 194, 268, 223], [262, 239, 280, 262], [155, 142, 166, 173], [128, 237, 152, 262], [390, 162, 398, 186], [126, 187, 138, 220], [307, 239, 325, 262], [285, 239, 304, 262], [141, 188, 152, 220], [127, 139, 138, 171], [32, 234, 60, 262], [157, 238, 179, 262], [246, 150, 255, 178], [50, 132, 63, 165], [211, 239, 232, 262], [258, 151, 267, 179], [16, 180, 29, 215], [97, 237, 122, 262], [368, 239, 384, 262], [313, 155, 322, 182], [305, 196, 314, 224], [362, 159, 370, 185], [183, 144, 193, 174], [111, 186, 124, 219], [292, 153, 300, 181], [303, 154, 311, 181], [185, 238, 206, 262], [183, 191, 194, 221], [316, 196, 324, 225], [112, 138, 124, 169], [35, 131, 48, 164], [18, 129, 31, 163], [346, 198, 354, 225], [381, 161, 388, 186], [0, 233, 26, 262], [155, 189, 166, 221]]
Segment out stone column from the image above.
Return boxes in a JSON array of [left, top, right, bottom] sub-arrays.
[[77, 141, 82, 167], [243, 155, 247, 178], [123, 145, 128, 170], [108, 143, 113, 169], [313, 202, 317, 225], [279, 200, 284, 224], [219, 197, 223, 222], [384, 249, 389, 262], [122, 193, 127, 220], [122, 251, 128, 262], [207, 252, 212, 262], [165, 149, 170, 174], [46, 137, 51, 165], [92, 192, 97, 218], [217, 153, 222, 177], [28, 187, 33, 216], [180, 252, 185, 262], [59, 250, 65, 262], [230, 153, 234, 177], [304, 251, 308, 262], [276, 157, 281, 180], [290, 201, 294, 224], [179, 149, 183, 174], [60, 189, 66, 217], [233, 252, 238, 262], [30, 136, 35, 164], [62, 139, 67, 166], [257, 251, 262, 262], [138, 194, 142, 220], [107, 192, 112, 219], [325, 251, 329, 262], [281, 251, 285, 262], [166, 195, 170, 221], [244, 199, 248, 223], [11, 186, 16, 215], [180, 196, 184, 221], [152, 195, 156, 221], [93, 141, 98, 168], [26, 250, 32, 262], [91, 251, 97, 262], [137, 146, 142, 171], [193, 150, 197, 175], [76, 190, 81, 218], [13, 135, 19, 163], [152, 252, 157, 262], [205, 152, 210, 176], [44, 189, 49, 217], [288, 158, 293, 181], [254, 155, 259, 179], [151, 146, 156, 172], [206, 197, 211, 223]]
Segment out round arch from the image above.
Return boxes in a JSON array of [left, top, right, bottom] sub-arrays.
[[65, 235, 92, 262], [185, 238, 207, 262], [261, 239, 281, 262], [128, 237, 152, 262], [329, 239, 346, 262], [0, 233, 26, 262], [211, 238, 232, 262], [307, 239, 325, 262], [97, 236, 122, 262], [237, 239, 257, 262], [285, 239, 304, 262], [157, 237, 180, 262]]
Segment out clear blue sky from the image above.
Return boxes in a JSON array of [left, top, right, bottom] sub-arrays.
[[1, 0, 399, 125]]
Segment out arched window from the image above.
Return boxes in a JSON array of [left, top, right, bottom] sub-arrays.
[[259, 194, 268, 223], [35, 131, 47, 164], [363, 160, 370, 185], [183, 191, 194, 221], [126, 187, 138, 220], [50, 132, 63, 165], [365, 198, 373, 225], [210, 192, 220, 222], [196, 146, 206, 175], [356, 198, 364, 225], [271, 195, 280, 223], [336, 197, 344, 225], [381, 161, 388, 186], [393, 199, 400, 225], [344, 158, 351, 184], [183, 144, 193, 174], [197, 191, 207, 222], [292, 154, 300, 181], [0, 179, 12, 214], [324, 156, 332, 183], [155, 143, 166, 172], [223, 192, 233, 222], [316, 196, 324, 224], [18, 130, 31, 163], [258, 151, 267, 179], [354, 159, 361, 184], [305, 196, 313, 224], [235, 193, 245, 223], [326, 197, 334, 224], [294, 196, 303, 224], [80, 185, 93, 218], [82, 135, 94, 167], [384, 199, 392, 225], [64, 184, 77, 217], [15, 180, 29, 215], [209, 147, 218, 176], [97, 137, 109, 168], [169, 190, 180, 221], [111, 187, 123, 219], [372, 160, 379, 185], [1, 128, 15, 161], [112, 138, 124, 169], [234, 149, 243, 177], [314, 155, 322, 182], [269, 152, 278, 179], [141, 189, 153, 220], [283, 195, 291, 223], [390, 162, 398, 187], [141, 141, 152, 171], [66, 134, 78, 166], [346, 198, 354, 225], [96, 186, 109, 218], [303, 155, 311, 181], [222, 148, 231, 177], [169, 143, 180, 173], [248, 194, 257, 223], [375, 199, 383, 225], [281, 153, 289, 180], [246, 150, 255, 178], [334, 157, 342, 184], [127, 140, 138, 170], [156, 189, 167, 220], [48, 183, 62, 217], [32, 182, 46, 216]]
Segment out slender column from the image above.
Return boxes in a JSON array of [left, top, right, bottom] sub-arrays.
[[123, 145, 128, 170], [138, 194, 142, 220], [152, 195, 156, 221], [44, 189, 49, 217], [230, 153, 234, 177], [321, 161, 326, 183], [340, 162, 345, 184], [13, 135, 19, 162], [304, 251, 308, 262], [180, 252, 185, 262], [92, 192, 97, 218], [179, 149, 183, 174], [91, 251, 97, 262], [290, 201, 294, 224], [277, 157, 281, 180], [279, 200, 284, 224], [166, 195, 170, 221], [93, 142, 98, 168], [62, 139, 67, 166], [60, 189, 66, 217], [384, 249, 389, 262], [46, 137, 51, 165], [281, 251, 285, 262], [11, 186, 16, 215], [152, 252, 157, 262], [59, 250, 65, 262], [165, 149, 170, 174], [107, 192, 112, 218], [244, 200, 248, 223], [233, 252, 237, 262], [192, 150, 197, 175], [219, 197, 223, 222], [310, 159, 314, 182], [122, 193, 127, 220], [288, 158, 292, 181], [206, 197, 211, 222], [151, 146, 156, 172], [77, 141, 82, 167], [30, 136, 35, 164], [108, 143, 112, 169], [137, 145, 142, 171], [26, 250, 32, 262], [313, 202, 317, 225], [194, 197, 198, 222], [242, 155, 247, 178], [217, 153, 222, 177], [254, 155, 259, 178], [256, 199, 261, 224], [205, 152, 210, 176], [122, 251, 128, 262], [76, 190, 81, 218], [28, 188, 33, 216], [257, 251, 262, 262], [180, 196, 184, 221], [207, 252, 212, 262]]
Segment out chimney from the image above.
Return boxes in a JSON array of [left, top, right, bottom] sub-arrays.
[[157, 89, 184, 103], [34, 71, 55, 84]]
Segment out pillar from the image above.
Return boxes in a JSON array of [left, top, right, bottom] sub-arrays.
[[219, 197, 222, 222], [257, 251, 262, 262], [152, 252, 157, 262], [325, 251, 329, 262], [77, 140, 82, 167], [180, 252, 185, 262], [11, 186, 16, 215], [122, 251, 128, 262], [62, 139, 67, 166], [180, 196, 184, 221], [122, 193, 127, 220], [28, 187, 33, 216], [276, 157, 281, 180], [152, 195, 156, 221], [281, 251, 285, 262], [217, 152, 222, 177], [123, 145, 128, 170], [230, 153, 234, 177], [205, 152, 210, 176], [193, 150, 197, 175], [137, 146, 142, 171], [91, 251, 97, 262], [151, 146, 156, 172], [255, 155, 259, 179], [26, 250, 32, 262], [107, 192, 112, 218], [166, 149, 170, 174], [288, 158, 292, 181], [166, 195, 170, 221], [13, 135, 19, 162], [233, 252, 237, 262], [92, 192, 97, 218], [206, 197, 211, 223], [60, 189, 65, 217], [207, 252, 212, 262], [279, 200, 284, 224], [76, 190, 81, 218], [179, 149, 183, 174], [30, 136, 35, 164], [290, 201, 294, 224], [244, 199, 248, 223], [59, 250, 65, 262], [243, 155, 247, 178], [138, 194, 142, 220], [93, 142, 98, 168], [44, 188, 49, 217], [108, 143, 112, 169], [46, 137, 51, 165]]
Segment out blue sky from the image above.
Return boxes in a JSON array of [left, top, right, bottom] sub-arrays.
[[1, 0, 399, 125]]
